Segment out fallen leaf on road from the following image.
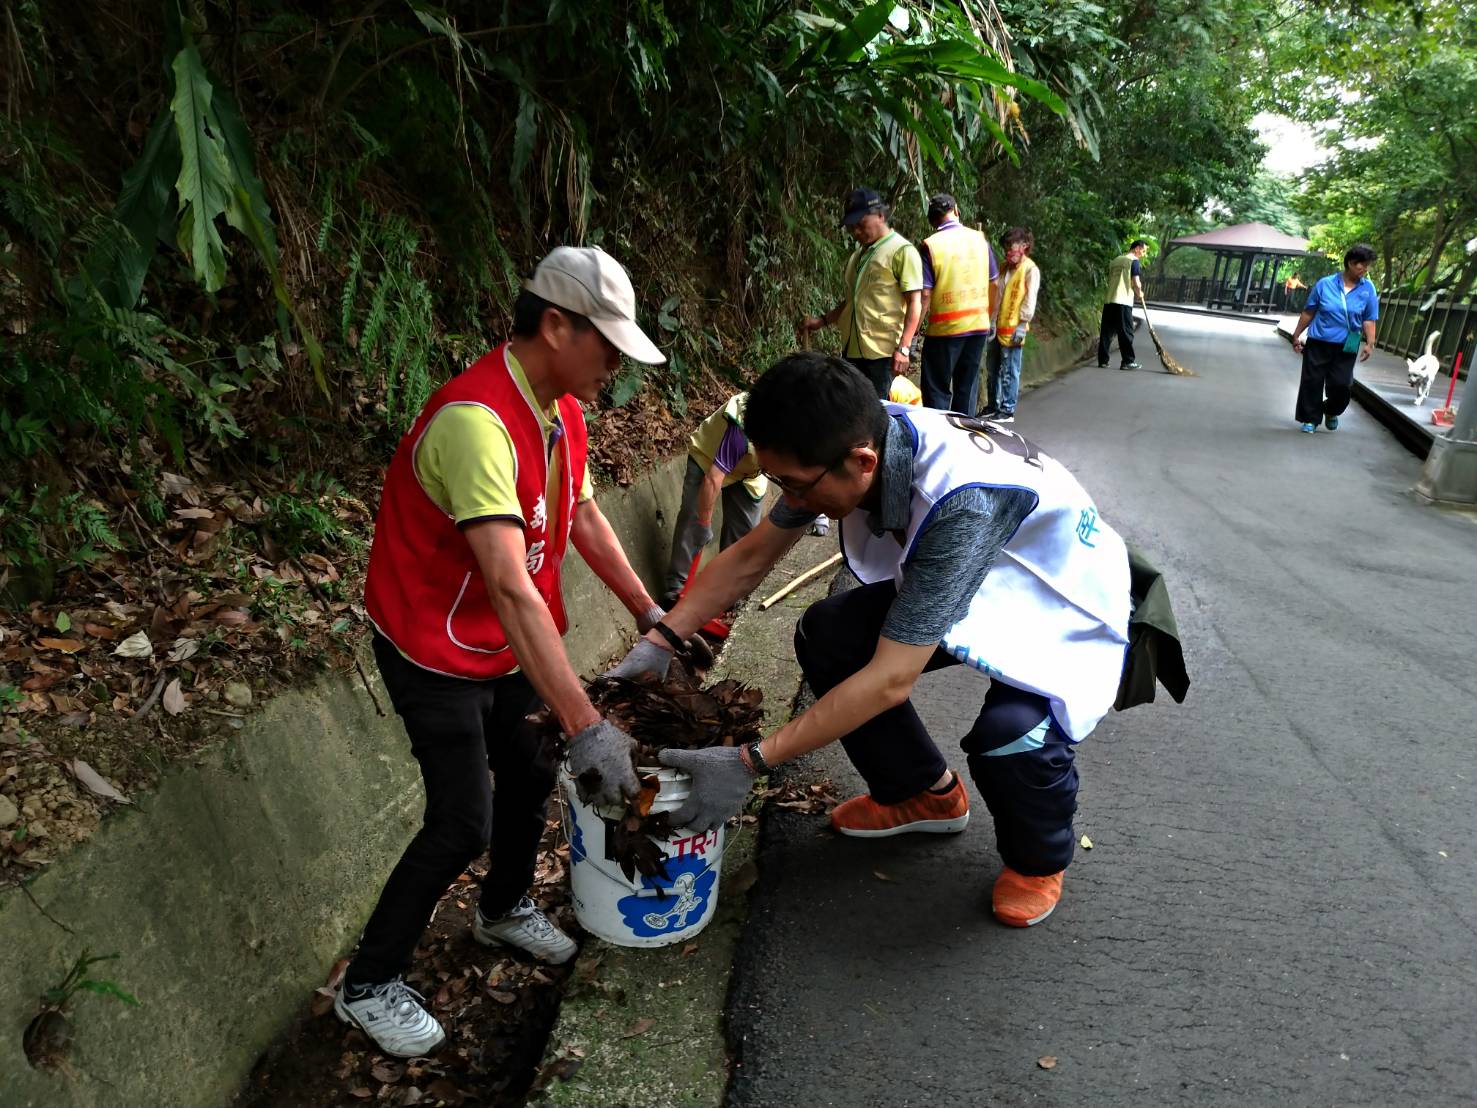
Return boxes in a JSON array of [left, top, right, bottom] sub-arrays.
[[113, 631, 153, 658], [168, 638, 201, 662], [69, 759, 131, 804], [1038, 1056, 1057, 1070], [873, 870, 896, 882], [37, 638, 84, 653], [370, 1061, 404, 1084], [622, 1017, 655, 1038], [680, 942, 699, 957], [1079, 834, 1093, 850], [162, 678, 187, 715]]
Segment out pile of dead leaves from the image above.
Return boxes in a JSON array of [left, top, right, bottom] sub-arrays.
[[237, 848, 575, 1108], [538, 662, 764, 881], [0, 463, 378, 881]]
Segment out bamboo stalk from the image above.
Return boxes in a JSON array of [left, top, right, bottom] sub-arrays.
[[758, 553, 843, 610]]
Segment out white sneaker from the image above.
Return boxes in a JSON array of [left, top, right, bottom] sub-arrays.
[[334, 977, 446, 1058], [473, 896, 577, 964], [809, 514, 831, 537]]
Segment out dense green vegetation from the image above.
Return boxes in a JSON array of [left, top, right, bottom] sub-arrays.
[[0, 0, 1469, 583]]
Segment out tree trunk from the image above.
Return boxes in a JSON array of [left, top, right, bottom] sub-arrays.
[[1419, 209, 1454, 295]]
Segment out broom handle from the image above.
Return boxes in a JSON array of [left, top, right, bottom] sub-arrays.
[[759, 553, 844, 610], [1443, 352, 1463, 411]]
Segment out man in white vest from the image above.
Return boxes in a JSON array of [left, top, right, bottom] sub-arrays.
[[611, 353, 1131, 928]]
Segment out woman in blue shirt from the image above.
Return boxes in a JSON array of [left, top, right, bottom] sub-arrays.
[[1288, 244, 1380, 433]]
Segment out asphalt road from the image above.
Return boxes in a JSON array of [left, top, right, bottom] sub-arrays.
[[725, 313, 1477, 1107]]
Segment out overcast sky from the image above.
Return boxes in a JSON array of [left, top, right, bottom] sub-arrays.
[[1254, 112, 1330, 176]]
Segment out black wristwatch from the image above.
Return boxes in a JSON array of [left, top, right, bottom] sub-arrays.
[[650, 620, 686, 654], [744, 740, 773, 775]]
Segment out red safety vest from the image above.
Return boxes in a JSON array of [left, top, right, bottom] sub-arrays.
[[364, 343, 587, 678]]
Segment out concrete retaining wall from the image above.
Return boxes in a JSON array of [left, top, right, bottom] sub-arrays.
[[0, 456, 690, 1108]]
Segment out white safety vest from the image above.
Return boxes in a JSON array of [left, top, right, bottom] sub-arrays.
[[840, 405, 1131, 740]]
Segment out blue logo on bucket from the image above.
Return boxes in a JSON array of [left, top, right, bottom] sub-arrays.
[[616, 851, 716, 938], [567, 803, 587, 864]]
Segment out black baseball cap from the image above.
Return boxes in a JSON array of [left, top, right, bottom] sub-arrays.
[[841, 187, 887, 226], [927, 193, 958, 223]]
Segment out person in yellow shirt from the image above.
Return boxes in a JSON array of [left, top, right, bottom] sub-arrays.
[[662, 392, 769, 607], [1098, 240, 1147, 370], [800, 187, 925, 399]]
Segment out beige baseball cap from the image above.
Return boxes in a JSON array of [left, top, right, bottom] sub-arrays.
[[525, 246, 666, 365]]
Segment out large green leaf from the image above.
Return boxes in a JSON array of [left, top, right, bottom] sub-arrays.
[[828, 0, 894, 62], [88, 111, 180, 308], [170, 46, 233, 292], [212, 85, 278, 262]]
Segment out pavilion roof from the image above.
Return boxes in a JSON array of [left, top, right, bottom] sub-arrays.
[[1168, 221, 1309, 255]]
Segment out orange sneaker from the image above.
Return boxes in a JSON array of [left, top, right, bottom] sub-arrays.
[[830, 773, 970, 838], [992, 866, 1063, 927]]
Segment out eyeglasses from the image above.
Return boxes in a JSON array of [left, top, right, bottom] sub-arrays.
[[761, 446, 855, 496]]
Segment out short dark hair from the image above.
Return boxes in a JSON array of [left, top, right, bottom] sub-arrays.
[[744, 353, 889, 467], [1002, 226, 1035, 251], [511, 289, 592, 337], [927, 193, 958, 225], [1129, 239, 1148, 251], [1343, 243, 1376, 267]]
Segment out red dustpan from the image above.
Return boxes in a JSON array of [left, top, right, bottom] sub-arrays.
[[1433, 352, 1462, 426], [680, 551, 731, 639]]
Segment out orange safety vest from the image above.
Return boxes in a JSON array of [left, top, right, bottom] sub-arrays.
[[924, 225, 992, 337]]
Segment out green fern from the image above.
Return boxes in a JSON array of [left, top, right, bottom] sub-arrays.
[[341, 249, 362, 343]]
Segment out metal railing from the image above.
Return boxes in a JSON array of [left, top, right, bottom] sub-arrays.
[[1374, 295, 1475, 378], [1141, 274, 1308, 314]]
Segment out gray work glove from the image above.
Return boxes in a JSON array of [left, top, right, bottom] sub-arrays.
[[636, 604, 665, 635], [605, 638, 673, 681], [694, 520, 715, 549], [658, 746, 758, 833], [566, 719, 641, 809]]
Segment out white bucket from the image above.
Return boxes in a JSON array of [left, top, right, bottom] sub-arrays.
[[558, 765, 725, 948]]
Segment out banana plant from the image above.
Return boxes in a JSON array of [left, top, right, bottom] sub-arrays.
[[84, 24, 326, 397]]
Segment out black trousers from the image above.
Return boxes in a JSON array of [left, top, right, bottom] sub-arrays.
[[1097, 303, 1136, 365], [920, 332, 989, 413], [844, 355, 894, 399], [1295, 337, 1357, 424], [345, 634, 555, 986], [794, 581, 1079, 875]]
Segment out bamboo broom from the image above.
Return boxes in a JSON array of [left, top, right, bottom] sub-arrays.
[[1136, 293, 1196, 376]]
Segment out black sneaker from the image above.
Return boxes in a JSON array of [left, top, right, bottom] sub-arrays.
[[1096, 362, 1110, 368], [978, 406, 1000, 419], [1120, 361, 1141, 370]]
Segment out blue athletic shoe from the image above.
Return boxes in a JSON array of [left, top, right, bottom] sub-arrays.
[[1300, 423, 1317, 433], [1325, 416, 1340, 430]]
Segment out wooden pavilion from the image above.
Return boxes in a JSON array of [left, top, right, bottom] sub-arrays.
[[1166, 222, 1310, 313]]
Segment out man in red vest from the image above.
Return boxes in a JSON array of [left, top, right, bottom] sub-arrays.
[[338, 247, 668, 1058]]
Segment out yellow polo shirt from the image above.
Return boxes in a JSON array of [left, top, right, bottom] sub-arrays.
[[413, 349, 593, 528], [837, 231, 924, 360]]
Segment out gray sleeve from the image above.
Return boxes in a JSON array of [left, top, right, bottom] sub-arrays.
[[881, 486, 1036, 646], [768, 500, 819, 529]]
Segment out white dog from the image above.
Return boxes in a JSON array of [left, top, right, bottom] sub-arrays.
[[1407, 330, 1442, 406]]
